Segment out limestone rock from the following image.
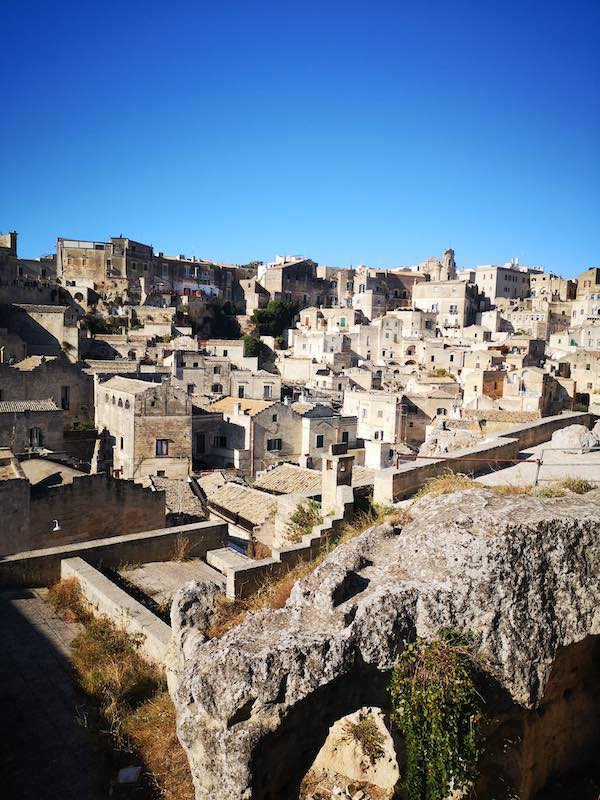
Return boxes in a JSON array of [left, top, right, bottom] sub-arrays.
[[169, 489, 600, 800], [550, 423, 599, 452], [309, 707, 398, 790]]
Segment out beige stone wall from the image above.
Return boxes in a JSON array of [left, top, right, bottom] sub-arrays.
[[0, 359, 93, 425]]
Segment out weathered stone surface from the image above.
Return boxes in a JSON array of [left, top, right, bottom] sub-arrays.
[[309, 707, 398, 791], [169, 489, 600, 800], [550, 423, 599, 452]]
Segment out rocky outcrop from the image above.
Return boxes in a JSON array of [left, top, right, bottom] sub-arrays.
[[169, 489, 600, 800], [551, 423, 599, 452]]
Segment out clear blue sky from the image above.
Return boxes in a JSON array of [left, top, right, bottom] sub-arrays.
[[1, 0, 598, 275]]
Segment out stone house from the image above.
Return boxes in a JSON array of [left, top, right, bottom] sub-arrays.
[[297, 405, 358, 469], [413, 278, 484, 329], [342, 389, 404, 444], [95, 376, 192, 479], [0, 303, 79, 361], [203, 397, 302, 476], [0, 355, 93, 426], [0, 399, 64, 453]]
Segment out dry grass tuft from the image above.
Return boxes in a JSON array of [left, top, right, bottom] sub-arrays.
[[343, 712, 386, 765], [46, 579, 193, 799], [554, 476, 595, 494], [47, 577, 89, 623], [124, 690, 195, 800], [414, 472, 479, 500], [172, 535, 196, 562]]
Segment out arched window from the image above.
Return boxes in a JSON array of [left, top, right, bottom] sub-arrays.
[[104, 393, 109, 402], [111, 396, 116, 404], [124, 400, 130, 409], [118, 398, 123, 407]]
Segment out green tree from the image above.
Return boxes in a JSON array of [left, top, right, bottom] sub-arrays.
[[242, 335, 261, 358], [251, 300, 298, 337]]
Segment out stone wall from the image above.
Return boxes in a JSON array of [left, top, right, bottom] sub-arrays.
[[373, 411, 593, 503], [0, 358, 94, 425], [0, 407, 64, 453], [0, 519, 229, 587], [27, 473, 166, 553]]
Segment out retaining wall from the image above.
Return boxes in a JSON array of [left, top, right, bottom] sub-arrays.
[[224, 499, 353, 599], [373, 411, 594, 504], [0, 519, 228, 588]]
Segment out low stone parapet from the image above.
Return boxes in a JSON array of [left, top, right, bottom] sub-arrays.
[[61, 557, 171, 665]]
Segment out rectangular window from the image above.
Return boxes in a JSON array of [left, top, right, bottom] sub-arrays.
[[212, 435, 227, 448], [223, 349, 228, 357], [267, 438, 282, 451], [187, 384, 194, 395], [238, 386, 245, 398], [272, 413, 278, 422], [316, 434, 324, 448], [29, 427, 43, 448], [156, 439, 169, 456], [120, 436, 124, 450], [341, 431, 349, 443], [60, 386, 70, 411], [213, 365, 221, 374], [263, 385, 272, 399]]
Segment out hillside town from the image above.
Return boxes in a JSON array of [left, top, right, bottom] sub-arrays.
[[1, 230, 599, 547], [2, 228, 600, 800]]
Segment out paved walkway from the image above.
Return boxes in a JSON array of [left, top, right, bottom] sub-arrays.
[[0, 588, 106, 799]]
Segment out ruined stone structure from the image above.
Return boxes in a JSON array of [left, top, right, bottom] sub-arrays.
[[169, 488, 600, 800]]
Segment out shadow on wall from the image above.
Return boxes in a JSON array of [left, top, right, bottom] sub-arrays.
[[0, 305, 63, 356]]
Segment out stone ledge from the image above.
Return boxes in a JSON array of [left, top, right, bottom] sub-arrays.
[[61, 556, 171, 665]]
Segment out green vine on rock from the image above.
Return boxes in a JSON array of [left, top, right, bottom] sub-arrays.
[[389, 628, 482, 800]]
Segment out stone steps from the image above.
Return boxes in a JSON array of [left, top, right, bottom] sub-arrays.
[[206, 547, 250, 576]]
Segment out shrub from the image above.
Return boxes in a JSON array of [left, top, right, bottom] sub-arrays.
[[252, 300, 299, 337], [390, 629, 482, 800], [343, 712, 386, 765], [286, 499, 323, 543]]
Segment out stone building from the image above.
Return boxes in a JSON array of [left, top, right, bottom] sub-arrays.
[[204, 397, 302, 475], [342, 389, 404, 445], [413, 278, 484, 329], [0, 399, 64, 453], [57, 235, 242, 305], [474, 262, 536, 302], [0, 302, 79, 361], [95, 376, 192, 479], [0, 355, 93, 426], [259, 256, 333, 307], [0, 231, 18, 282]]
